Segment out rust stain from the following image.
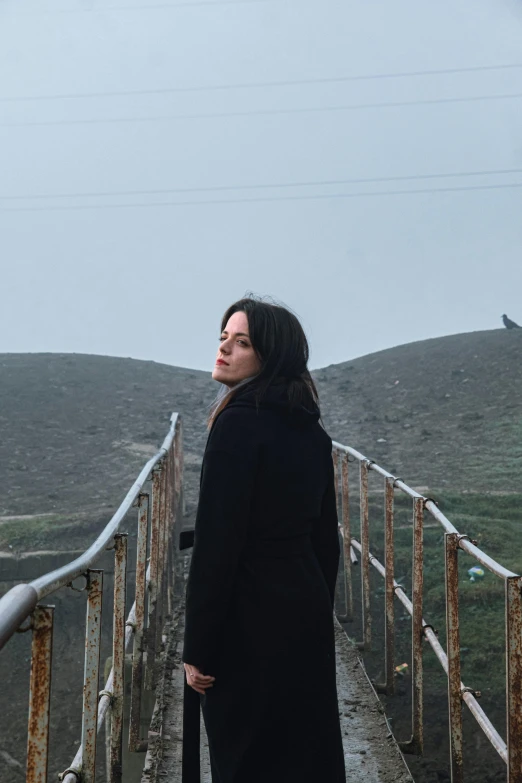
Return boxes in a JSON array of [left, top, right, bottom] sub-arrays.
[[445, 533, 463, 781], [145, 465, 162, 689], [129, 492, 148, 751], [505, 576, 522, 782], [360, 460, 371, 650], [82, 570, 103, 783], [110, 534, 127, 783], [384, 477, 395, 696], [26, 606, 54, 783], [340, 451, 353, 622], [411, 496, 424, 755]]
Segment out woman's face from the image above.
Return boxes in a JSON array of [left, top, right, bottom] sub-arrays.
[[212, 310, 262, 387]]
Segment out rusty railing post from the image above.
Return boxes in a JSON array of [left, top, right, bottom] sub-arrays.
[[411, 496, 424, 754], [110, 534, 128, 783], [26, 605, 54, 783], [171, 423, 181, 608], [505, 576, 522, 783], [341, 453, 353, 621], [446, 533, 463, 783], [332, 449, 339, 515], [171, 429, 180, 594], [165, 443, 173, 618], [168, 419, 183, 616], [177, 417, 185, 517], [384, 476, 395, 695], [400, 496, 424, 755], [164, 445, 173, 617], [82, 570, 103, 783], [155, 463, 167, 658], [129, 493, 149, 753], [359, 459, 371, 650], [105, 710, 111, 780], [105, 709, 112, 783], [145, 464, 162, 690]]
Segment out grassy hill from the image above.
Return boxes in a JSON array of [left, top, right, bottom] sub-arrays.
[[316, 327, 522, 492], [0, 328, 521, 551], [0, 353, 216, 550]]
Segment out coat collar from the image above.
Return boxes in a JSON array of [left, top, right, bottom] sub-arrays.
[[228, 379, 321, 426]]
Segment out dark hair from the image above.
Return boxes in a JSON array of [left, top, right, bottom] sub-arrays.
[[208, 293, 321, 428]]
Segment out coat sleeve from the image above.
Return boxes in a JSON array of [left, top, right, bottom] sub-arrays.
[[182, 407, 258, 672], [311, 447, 340, 608]]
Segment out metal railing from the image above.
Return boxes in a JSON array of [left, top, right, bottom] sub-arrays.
[[0, 413, 183, 783], [331, 440, 522, 783]]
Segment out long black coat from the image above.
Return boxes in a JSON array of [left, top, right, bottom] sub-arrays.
[[182, 381, 346, 783]]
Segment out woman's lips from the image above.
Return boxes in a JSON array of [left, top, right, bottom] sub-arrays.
[[216, 360, 229, 366]]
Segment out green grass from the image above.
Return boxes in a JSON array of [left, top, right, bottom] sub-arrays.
[[361, 491, 522, 703], [0, 514, 84, 551]]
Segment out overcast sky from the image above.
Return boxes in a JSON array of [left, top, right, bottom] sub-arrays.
[[1, 0, 521, 371]]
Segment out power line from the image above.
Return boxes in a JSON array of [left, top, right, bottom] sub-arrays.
[[11, 0, 276, 15], [112, 0, 271, 6], [1, 181, 521, 213], [2, 92, 521, 130], [2, 167, 521, 201], [1, 62, 521, 103]]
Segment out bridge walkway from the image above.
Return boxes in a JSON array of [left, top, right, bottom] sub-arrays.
[[142, 555, 413, 783]]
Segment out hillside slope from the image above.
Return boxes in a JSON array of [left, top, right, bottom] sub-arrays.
[[0, 353, 216, 548], [315, 328, 522, 492], [0, 328, 520, 549]]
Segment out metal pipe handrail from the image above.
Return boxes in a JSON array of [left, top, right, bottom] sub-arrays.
[[331, 439, 516, 580], [0, 414, 184, 783], [332, 439, 521, 782], [32, 413, 178, 598], [0, 413, 178, 651], [348, 536, 508, 762]]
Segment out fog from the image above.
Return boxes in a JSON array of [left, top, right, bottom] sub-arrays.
[[1, 0, 521, 370]]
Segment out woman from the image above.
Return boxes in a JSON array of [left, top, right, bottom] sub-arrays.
[[182, 296, 346, 783]]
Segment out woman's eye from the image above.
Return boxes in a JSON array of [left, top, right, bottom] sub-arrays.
[[219, 337, 249, 346]]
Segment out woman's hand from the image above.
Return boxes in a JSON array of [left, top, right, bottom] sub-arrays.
[[184, 663, 215, 695]]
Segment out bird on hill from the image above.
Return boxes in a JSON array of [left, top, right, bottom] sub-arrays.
[[502, 314, 520, 329]]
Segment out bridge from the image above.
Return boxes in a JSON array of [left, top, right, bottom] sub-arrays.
[[0, 414, 520, 782]]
